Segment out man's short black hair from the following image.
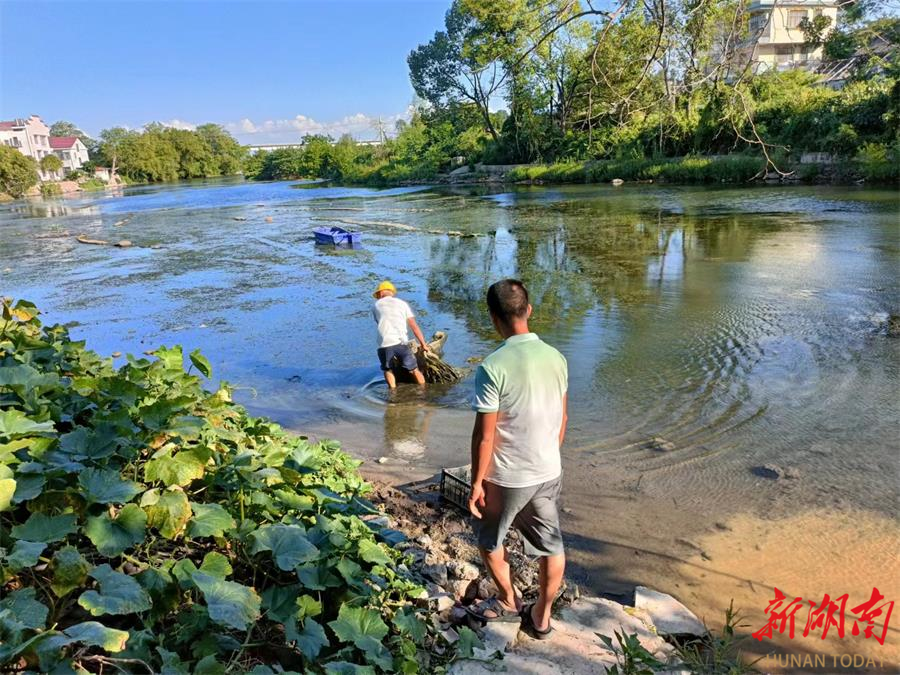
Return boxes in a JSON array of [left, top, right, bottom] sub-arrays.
[[486, 279, 529, 323]]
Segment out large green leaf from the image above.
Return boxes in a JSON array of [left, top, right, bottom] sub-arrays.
[[63, 621, 130, 652], [11, 473, 44, 502], [58, 426, 120, 460], [261, 584, 301, 624], [328, 604, 389, 647], [357, 539, 392, 566], [78, 467, 143, 504], [0, 477, 14, 511], [78, 564, 152, 616], [187, 502, 235, 538], [191, 572, 261, 632], [10, 512, 78, 543], [5, 540, 46, 572], [250, 524, 319, 571], [285, 617, 328, 661], [393, 607, 427, 644], [189, 349, 213, 378], [0, 363, 59, 395], [84, 504, 147, 556], [142, 488, 192, 539], [0, 409, 55, 439], [357, 635, 394, 670], [199, 551, 233, 579], [50, 546, 91, 597], [0, 587, 49, 630], [154, 345, 184, 371], [323, 663, 376, 675], [145, 447, 208, 487]]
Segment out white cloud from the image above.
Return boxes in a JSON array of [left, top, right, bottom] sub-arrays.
[[161, 118, 197, 131], [223, 108, 413, 145]]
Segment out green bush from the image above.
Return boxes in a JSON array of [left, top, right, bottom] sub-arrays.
[[39, 182, 62, 197], [855, 142, 900, 182], [0, 299, 473, 673], [80, 178, 107, 192], [0, 145, 39, 198]]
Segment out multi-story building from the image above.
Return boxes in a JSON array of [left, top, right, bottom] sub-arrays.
[[740, 0, 840, 73], [0, 115, 89, 179], [49, 136, 90, 175]]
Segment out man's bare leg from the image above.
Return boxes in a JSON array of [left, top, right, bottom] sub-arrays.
[[410, 368, 425, 385], [383, 370, 397, 389], [531, 553, 565, 631], [479, 546, 522, 615]]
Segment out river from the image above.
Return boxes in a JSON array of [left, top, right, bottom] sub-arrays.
[[2, 178, 898, 669]]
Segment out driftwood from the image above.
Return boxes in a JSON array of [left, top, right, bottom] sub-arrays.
[[392, 331, 463, 384], [76, 234, 109, 245]]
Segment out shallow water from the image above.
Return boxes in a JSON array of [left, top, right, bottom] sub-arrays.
[[2, 179, 898, 667]]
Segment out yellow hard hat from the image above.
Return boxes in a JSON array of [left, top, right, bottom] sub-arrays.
[[373, 280, 397, 298]]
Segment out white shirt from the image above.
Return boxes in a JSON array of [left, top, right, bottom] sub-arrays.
[[472, 333, 568, 488], [372, 296, 414, 348]]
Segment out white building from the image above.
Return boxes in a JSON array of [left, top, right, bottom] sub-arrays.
[[0, 115, 89, 180], [741, 0, 840, 73], [49, 136, 90, 175]]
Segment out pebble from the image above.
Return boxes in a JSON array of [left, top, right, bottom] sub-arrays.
[[416, 534, 433, 547], [562, 507, 573, 514], [115, 240, 132, 248], [376, 457, 389, 464], [422, 563, 449, 587], [265, 216, 274, 223], [440, 627, 459, 644]]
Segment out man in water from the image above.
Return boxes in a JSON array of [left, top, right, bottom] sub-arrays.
[[372, 280, 429, 388], [467, 279, 568, 640]]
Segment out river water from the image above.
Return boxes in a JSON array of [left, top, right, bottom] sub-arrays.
[[2, 178, 898, 669]]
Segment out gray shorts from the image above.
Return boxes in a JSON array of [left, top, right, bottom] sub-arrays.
[[475, 476, 564, 557]]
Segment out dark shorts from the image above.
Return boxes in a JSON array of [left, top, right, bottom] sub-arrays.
[[377, 343, 418, 372], [475, 475, 564, 557]]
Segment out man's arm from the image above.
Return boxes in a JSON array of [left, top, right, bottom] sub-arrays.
[[468, 411, 497, 518], [559, 393, 568, 447], [407, 317, 430, 351]]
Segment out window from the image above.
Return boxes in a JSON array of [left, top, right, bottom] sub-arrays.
[[788, 9, 807, 29]]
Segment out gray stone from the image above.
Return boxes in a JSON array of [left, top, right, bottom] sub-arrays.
[[476, 620, 520, 659], [448, 560, 480, 581], [433, 593, 455, 612], [115, 240, 132, 248], [441, 627, 460, 645], [476, 577, 498, 599], [634, 586, 707, 637], [416, 534, 433, 547], [422, 563, 449, 587]]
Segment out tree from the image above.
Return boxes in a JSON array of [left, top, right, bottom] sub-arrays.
[[408, 0, 507, 140], [40, 154, 63, 175], [196, 123, 246, 175], [0, 145, 39, 198], [98, 127, 136, 178]]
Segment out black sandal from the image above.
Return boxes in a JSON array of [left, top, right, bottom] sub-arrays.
[[465, 597, 522, 623], [521, 602, 553, 640]]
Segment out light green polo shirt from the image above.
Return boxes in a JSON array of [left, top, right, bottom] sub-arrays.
[[472, 333, 568, 488]]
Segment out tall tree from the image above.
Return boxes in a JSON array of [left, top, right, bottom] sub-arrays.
[[0, 146, 39, 198], [49, 120, 98, 155]]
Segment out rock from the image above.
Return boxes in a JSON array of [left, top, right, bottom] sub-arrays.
[[447, 579, 471, 599], [646, 436, 676, 452], [448, 560, 480, 581], [403, 547, 427, 565], [562, 507, 573, 514], [888, 314, 900, 337], [449, 606, 469, 625], [634, 586, 707, 637], [433, 593, 455, 612], [422, 563, 449, 587], [376, 456, 389, 464], [752, 463, 798, 480], [476, 577, 497, 599], [362, 515, 390, 528], [115, 240, 132, 248], [441, 627, 460, 644], [463, 579, 479, 603], [415, 534, 433, 547], [611, 178, 624, 186], [265, 216, 274, 223], [233, 216, 247, 221], [477, 620, 520, 658], [111, 351, 122, 358]]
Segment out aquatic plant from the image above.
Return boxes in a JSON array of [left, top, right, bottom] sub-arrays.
[[0, 298, 454, 673]]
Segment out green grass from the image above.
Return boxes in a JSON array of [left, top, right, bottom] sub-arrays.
[[508, 155, 766, 185], [79, 178, 107, 191]]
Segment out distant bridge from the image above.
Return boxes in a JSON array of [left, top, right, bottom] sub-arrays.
[[246, 139, 384, 154]]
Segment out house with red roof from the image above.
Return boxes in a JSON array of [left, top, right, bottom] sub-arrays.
[[49, 136, 89, 174], [0, 114, 89, 179]]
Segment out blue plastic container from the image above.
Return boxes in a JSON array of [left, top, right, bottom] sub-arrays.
[[313, 226, 361, 246]]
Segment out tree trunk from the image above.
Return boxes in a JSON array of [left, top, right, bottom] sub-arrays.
[[391, 331, 462, 384]]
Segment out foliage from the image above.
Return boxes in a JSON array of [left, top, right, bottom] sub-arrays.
[[598, 630, 666, 675], [40, 155, 63, 174], [0, 298, 460, 673], [39, 182, 62, 197], [507, 155, 764, 184], [98, 124, 246, 183], [855, 141, 900, 182], [80, 178, 107, 192], [674, 600, 761, 674], [0, 146, 39, 198], [49, 121, 98, 156]]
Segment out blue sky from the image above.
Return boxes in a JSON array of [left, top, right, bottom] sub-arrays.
[[0, 0, 450, 143]]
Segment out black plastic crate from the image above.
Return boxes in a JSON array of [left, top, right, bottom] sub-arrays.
[[439, 464, 471, 511]]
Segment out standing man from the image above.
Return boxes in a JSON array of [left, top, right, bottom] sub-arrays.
[[372, 280, 430, 388], [467, 279, 568, 640]]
